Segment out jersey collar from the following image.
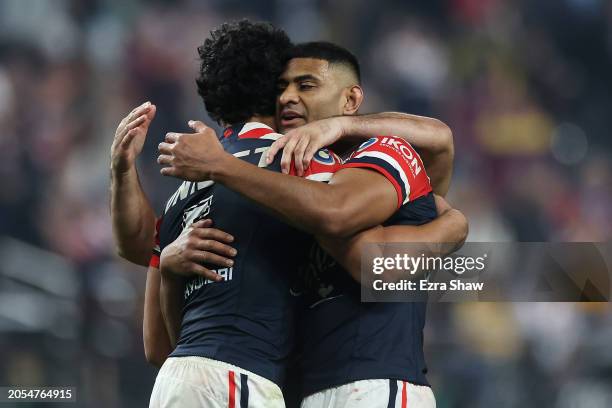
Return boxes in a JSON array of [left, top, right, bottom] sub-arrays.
[[223, 122, 276, 140]]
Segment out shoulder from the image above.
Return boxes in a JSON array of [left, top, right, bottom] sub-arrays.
[[351, 136, 418, 162], [299, 148, 343, 182]]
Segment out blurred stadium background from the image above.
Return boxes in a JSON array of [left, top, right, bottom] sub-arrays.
[[1, 0, 611, 406]]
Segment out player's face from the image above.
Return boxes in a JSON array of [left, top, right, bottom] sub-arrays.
[[277, 58, 350, 132]]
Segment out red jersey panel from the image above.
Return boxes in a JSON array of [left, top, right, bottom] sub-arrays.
[[343, 136, 432, 208]]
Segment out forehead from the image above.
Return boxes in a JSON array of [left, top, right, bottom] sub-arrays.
[[280, 58, 331, 81]]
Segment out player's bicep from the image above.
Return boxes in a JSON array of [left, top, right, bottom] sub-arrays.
[[323, 167, 397, 237], [345, 136, 433, 207]]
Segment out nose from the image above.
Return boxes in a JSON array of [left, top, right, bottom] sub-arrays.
[[279, 84, 299, 107]]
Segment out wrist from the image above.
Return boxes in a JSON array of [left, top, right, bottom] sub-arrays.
[[209, 152, 236, 182], [111, 164, 137, 181], [159, 247, 177, 277], [337, 115, 375, 142], [337, 116, 354, 139], [160, 258, 183, 281]]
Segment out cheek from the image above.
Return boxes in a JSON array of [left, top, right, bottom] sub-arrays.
[[315, 97, 344, 120]]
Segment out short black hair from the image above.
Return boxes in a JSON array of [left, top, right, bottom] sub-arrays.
[[196, 20, 292, 125], [288, 41, 361, 83]]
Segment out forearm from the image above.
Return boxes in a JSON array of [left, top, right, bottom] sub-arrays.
[[342, 113, 454, 196], [143, 267, 173, 367], [212, 155, 344, 236], [319, 209, 469, 284], [159, 272, 185, 348], [110, 167, 157, 266]]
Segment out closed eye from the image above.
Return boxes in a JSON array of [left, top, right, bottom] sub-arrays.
[[277, 82, 288, 94]]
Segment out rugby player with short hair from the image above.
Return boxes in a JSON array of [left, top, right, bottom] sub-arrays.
[[110, 22, 465, 408], [158, 41, 464, 407]]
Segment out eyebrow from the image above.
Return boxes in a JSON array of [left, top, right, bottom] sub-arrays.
[[293, 74, 319, 82], [278, 74, 321, 87]]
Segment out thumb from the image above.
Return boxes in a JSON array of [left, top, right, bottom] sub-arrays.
[[188, 120, 208, 133]]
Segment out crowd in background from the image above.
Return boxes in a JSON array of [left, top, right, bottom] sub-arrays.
[[0, 0, 611, 406]]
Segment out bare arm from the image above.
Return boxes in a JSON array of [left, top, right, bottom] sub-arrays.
[[159, 271, 184, 348], [143, 266, 173, 367], [214, 158, 397, 238], [318, 206, 469, 285], [111, 169, 157, 265], [157, 220, 237, 346], [110, 102, 158, 266], [340, 113, 454, 196], [158, 123, 398, 238], [267, 113, 454, 196]]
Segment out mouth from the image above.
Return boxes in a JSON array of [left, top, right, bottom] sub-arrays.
[[279, 110, 305, 128]]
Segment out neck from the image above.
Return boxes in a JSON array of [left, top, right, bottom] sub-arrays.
[[247, 115, 276, 129]]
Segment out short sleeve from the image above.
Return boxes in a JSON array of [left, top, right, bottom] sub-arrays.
[[342, 136, 432, 208]]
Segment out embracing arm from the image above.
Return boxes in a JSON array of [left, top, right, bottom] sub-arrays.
[[318, 198, 469, 285], [158, 122, 415, 239], [268, 113, 454, 196], [212, 156, 397, 238], [143, 266, 173, 368], [339, 113, 454, 196]]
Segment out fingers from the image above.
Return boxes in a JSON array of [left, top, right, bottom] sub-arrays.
[[126, 101, 151, 124], [187, 263, 224, 282], [266, 137, 288, 164], [193, 238, 236, 258], [192, 227, 234, 244], [157, 154, 173, 166], [120, 128, 139, 149], [113, 101, 153, 149], [158, 142, 173, 155], [165, 133, 179, 143], [145, 104, 157, 121], [160, 166, 176, 177], [188, 250, 234, 269], [303, 144, 319, 169], [293, 137, 311, 176], [119, 115, 147, 140], [192, 219, 213, 228], [182, 224, 237, 268], [121, 102, 151, 131], [188, 120, 208, 133], [280, 136, 300, 174]]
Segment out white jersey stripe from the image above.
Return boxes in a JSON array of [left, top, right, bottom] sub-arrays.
[[305, 172, 334, 182], [260, 133, 282, 141], [353, 150, 411, 204], [238, 122, 273, 135]]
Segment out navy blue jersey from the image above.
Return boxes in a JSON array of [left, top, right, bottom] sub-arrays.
[[299, 136, 437, 396], [154, 122, 341, 385]]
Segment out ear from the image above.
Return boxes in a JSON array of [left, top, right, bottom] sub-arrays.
[[342, 85, 363, 115]]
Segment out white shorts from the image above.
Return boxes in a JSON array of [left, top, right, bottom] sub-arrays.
[[149, 356, 285, 408], [300, 379, 435, 408]]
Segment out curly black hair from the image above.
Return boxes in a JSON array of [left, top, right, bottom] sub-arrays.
[[196, 20, 292, 125]]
